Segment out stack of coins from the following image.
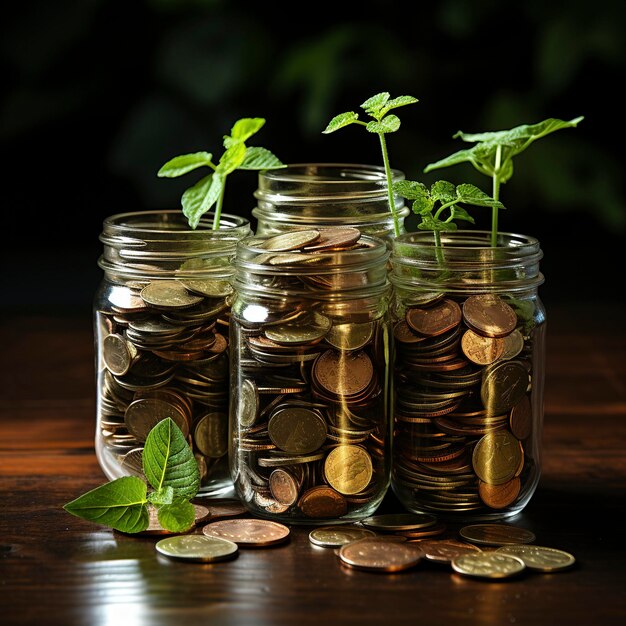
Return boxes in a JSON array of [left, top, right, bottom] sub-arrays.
[[230, 228, 390, 521], [392, 292, 537, 515], [96, 276, 232, 486]]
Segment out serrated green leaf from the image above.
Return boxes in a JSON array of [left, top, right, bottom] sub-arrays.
[[366, 115, 401, 134], [322, 111, 359, 134], [379, 95, 418, 117], [424, 146, 480, 173], [393, 180, 429, 201], [143, 418, 200, 500], [230, 117, 266, 142], [360, 92, 390, 118], [63, 477, 149, 533], [412, 194, 435, 216], [238, 146, 285, 170], [430, 180, 456, 203], [216, 142, 247, 176], [418, 213, 458, 232], [147, 485, 174, 506], [456, 183, 504, 208], [450, 206, 475, 223], [181, 173, 224, 229], [157, 152, 213, 178], [157, 498, 196, 533]]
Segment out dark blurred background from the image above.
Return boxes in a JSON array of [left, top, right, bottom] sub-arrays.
[[2, 0, 624, 316]]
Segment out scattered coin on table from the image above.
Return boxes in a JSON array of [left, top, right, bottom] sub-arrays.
[[495, 545, 576, 572], [338, 537, 425, 573], [451, 552, 526, 579], [202, 518, 290, 547], [155, 535, 239, 563], [309, 526, 376, 548]]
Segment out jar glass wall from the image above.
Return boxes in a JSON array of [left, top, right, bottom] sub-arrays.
[[253, 163, 409, 241], [229, 229, 392, 523], [390, 231, 545, 521], [94, 211, 251, 496]]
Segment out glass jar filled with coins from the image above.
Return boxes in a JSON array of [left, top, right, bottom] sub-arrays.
[[253, 163, 410, 241], [390, 231, 545, 520], [94, 210, 251, 495], [230, 227, 392, 523]]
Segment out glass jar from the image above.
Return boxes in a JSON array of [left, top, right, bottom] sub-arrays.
[[229, 229, 392, 523], [253, 163, 409, 242], [94, 210, 251, 496], [390, 231, 545, 521]]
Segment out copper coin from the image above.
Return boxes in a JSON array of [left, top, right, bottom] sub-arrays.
[[459, 523, 536, 546], [462, 294, 517, 338], [481, 360, 529, 414], [259, 230, 321, 251], [393, 321, 425, 344], [472, 430, 523, 485], [302, 227, 361, 251], [269, 468, 301, 506], [510, 395, 532, 440], [298, 485, 348, 518], [406, 299, 461, 337], [461, 329, 504, 365], [268, 407, 327, 454], [202, 518, 290, 547], [338, 537, 424, 572], [419, 539, 481, 564], [313, 350, 374, 397], [478, 477, 521, 508], [103, 333, 137, 376]]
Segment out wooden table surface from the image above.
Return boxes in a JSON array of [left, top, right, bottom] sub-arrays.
[[1, 306, 625, 626]]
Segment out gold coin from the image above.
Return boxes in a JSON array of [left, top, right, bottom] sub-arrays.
[[202, 518, 290, 547], [269, 468, 301, 506], [495, 545, 576, 571], [268, 407, 327, 454], [478, 477, 521, 508], [259, 230, 321, 251], [324, 445, 373, 495], [103, 333, 137, 376], [325, 322, 374, 351], [472, 430, 523, 485], [462, 294, 517, 338], [481, 360, 529, 414], [313, 350, 374, 397], [140, 280, 204, 309], [264, 313, 331, 346], [308, 526, 376, 548], [500, 329, 525, 360], [302, 227, 361, 252], [461, 329, 504, 365], [193, 412, 228, 458], [459, 523, 536, 546], [155, 535, 238, 562], [419, 539, 481, 564], [451, 552, 526, 579]]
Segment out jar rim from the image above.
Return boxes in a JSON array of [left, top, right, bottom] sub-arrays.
[[393, 230, 541, 251], [258, 163, 403, 185]]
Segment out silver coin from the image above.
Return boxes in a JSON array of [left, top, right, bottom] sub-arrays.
[[155, 534, 238, 562]]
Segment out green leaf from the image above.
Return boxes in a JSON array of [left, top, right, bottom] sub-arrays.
[[322, 111, 359, 134], [366, 115, 401, 134], [453, 116, 584, 145], [238, 146, 285, 170], [379, 95, 418, 117], [147, 485, 174, 506], [418, 214, 457, 232], [393, 180, 429, 201], [181, 173, 224, 229], [230, 117, 266, 142], [455, 183, 504, 208], [424, 146, 481, 173], [157, 152, 213, 178], [143, 418, 200, 500], [157, 498, 196, 533], [412, 192, 435, 215], [216, 142, 247, 176], [450, 206, 475, 223], [63, 477, 149, 533], [361, 92, 390, 118], [430, 180, 456, 203]]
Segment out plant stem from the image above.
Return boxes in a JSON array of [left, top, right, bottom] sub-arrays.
[[212, 177, 226, 231], [433, 230, 445, 267], [378, 133, 400, 237], [491, 145, 502, 246]]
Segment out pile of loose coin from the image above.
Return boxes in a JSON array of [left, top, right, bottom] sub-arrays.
[[98, 274, 233, 486], [393, 292, 537, 514], [230, 228, 389, 520]]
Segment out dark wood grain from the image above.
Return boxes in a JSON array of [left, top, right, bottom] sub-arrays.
[[1, 309, 625, 626]]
